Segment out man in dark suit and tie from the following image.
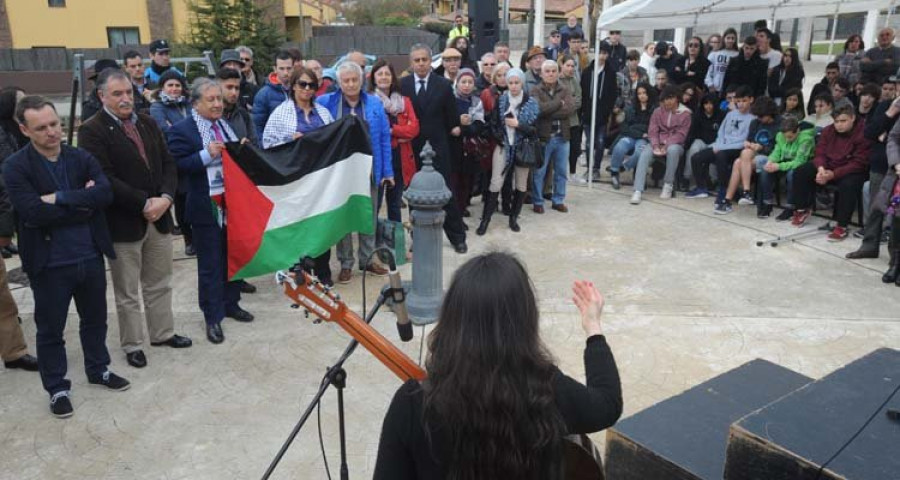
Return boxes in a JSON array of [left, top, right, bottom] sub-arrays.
[[78, 69, 193, 369], [166, 78, 254, 344], [400, 43, 468, 253]]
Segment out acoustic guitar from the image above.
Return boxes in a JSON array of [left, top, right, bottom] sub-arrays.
[[277, 267, 604, 479]]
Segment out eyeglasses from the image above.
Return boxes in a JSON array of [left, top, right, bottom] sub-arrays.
[[296, 81, 318, 90]]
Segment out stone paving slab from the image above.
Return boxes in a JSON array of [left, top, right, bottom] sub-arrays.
[[1, 179, 898, 479]]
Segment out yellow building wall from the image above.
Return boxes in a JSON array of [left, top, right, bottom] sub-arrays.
[[171, 0, 191, 43], [5, 0, 152, 48]]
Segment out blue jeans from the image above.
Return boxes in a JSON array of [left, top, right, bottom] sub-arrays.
[[29, 257, 111, 396], [756, 156, 795, 206], [533, 136, 570, 206], [609, 137, 649, 172]]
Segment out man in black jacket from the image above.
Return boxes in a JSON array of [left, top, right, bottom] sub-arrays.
[[400, 43, 467, 253], [78, 69, 192, 370], [580, 43, 619, 180], [217, 68, 258, 146], [807, 62, 841, 115], [3, 96, 130, 418], [723, 36, 768, 98]]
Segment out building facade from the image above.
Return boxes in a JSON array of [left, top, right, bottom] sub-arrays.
[[0, 0, 338, 49]]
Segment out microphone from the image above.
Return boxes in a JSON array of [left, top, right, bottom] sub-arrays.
[[385, 253, 412, 342]]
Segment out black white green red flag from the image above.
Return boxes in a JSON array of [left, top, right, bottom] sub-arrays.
[[223, 116, 374, 280]]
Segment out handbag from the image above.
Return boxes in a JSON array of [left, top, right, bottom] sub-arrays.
[[463, 135, 492, 164], [514, 135, 544, 169]]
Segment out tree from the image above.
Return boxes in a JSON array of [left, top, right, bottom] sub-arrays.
[[183, 0, 286, 70], [345, 0, 428, 27]]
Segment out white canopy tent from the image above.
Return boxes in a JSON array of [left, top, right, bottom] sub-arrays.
[[581, 0, 897, 187], [596, 0, 894, 30]]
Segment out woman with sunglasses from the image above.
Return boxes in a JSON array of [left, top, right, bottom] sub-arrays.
[[261, 66, 336, 284], [674, 36, 709, 90]]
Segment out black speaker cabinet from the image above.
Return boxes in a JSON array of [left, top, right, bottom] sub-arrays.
[[724, 348, 900, 480], [469, 1, 499, 58], [605, 359, 812, 480]]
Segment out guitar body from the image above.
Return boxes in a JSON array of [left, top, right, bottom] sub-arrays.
[[565, 434, 605, 480]]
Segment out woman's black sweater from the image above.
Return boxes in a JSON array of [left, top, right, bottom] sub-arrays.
[[373, 335, 623, 479]]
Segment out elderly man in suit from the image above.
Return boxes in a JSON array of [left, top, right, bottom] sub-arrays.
[[399, 43, 468, 253], [3, 96, 130, 418], [78, 69, 192, 369], [167, 78, 254, 344]]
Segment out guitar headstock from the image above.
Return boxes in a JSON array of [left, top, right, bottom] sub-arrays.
[[276, 265, 346, 323]]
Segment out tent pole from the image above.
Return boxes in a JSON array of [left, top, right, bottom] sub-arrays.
[[887, 0, 896, 28], [587, 14, 603, 189], [827, 2, 841, 60]]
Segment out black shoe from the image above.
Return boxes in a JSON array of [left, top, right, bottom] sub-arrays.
[[50, 392, 73, 419], [845, 249, 879, 260], [476, 192, 498, 236], [611, 173, 620, 190], [775, 208, 794, 222], [4, 353, 38, 371], [207, 323, 224, 344], [453, 242, 468, 254], [184, 244, 196, 257], [5, 242, 18, 254], [509, 191, 524, 233], [150, 334, 193, 348], [126, 351, 147, 368], [239, 281, 257, 294], [757, 203, 773, 218], [88, 371, 131, 391], [1, 248, 10, 259], [883, 252, 899, 283], [226, 308, 254, 322]]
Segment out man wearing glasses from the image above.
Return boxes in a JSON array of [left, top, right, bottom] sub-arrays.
[[476, 53, 497, 92], [235, 45, 265, 88], [545, 30, 563, 61]]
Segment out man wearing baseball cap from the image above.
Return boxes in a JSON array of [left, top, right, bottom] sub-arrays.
[[145, 39, 183, 89], [219, 49, 257, 111]]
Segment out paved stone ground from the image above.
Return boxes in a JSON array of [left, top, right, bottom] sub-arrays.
[[1, 175, 899, 479]]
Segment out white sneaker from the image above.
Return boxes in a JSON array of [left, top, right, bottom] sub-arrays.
[[568, 174, 587, 185], [630, 191, 642, 205], [660, 183, 673, 199]]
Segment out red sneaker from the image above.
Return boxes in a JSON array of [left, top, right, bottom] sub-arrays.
[[791, 209, 811, 227], [827, 225, 848, 242]]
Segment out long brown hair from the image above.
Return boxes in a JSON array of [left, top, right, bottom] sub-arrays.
[[423, 252, 565, 480]]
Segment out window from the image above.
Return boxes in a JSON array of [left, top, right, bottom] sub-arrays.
[[107, 27, 140, 48], [48, 0, 66, 7]]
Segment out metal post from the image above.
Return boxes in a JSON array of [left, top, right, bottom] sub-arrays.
[[827, 5, 841, 61], [533, 0, 545, 49], [583, 0, 591, 44], [587, 14, 604, 189], [403, 143, 451, 326], [502, 0, 510, 31]]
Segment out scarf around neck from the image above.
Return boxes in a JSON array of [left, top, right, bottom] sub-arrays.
[[375, 90, 405, 116]]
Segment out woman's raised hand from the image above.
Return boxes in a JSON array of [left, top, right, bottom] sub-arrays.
[[572, 280, 604, 337]]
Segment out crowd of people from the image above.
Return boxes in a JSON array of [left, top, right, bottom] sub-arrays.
[[0, 17, 897, 453]]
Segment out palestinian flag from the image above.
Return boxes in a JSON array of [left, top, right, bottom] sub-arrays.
[[223, 116, 374, 280]]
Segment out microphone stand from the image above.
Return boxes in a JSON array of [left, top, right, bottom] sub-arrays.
[[261, 285, 389, 480]]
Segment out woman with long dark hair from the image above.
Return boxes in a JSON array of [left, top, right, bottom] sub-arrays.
[[705, 28, 739, 96], [369, 59, 419, 223], [0, 87, 27, 154], [374, 251, 622, 480], [674, 36, 710, 89], [768, 47, 805, 105], [608, 83, 656, 190]]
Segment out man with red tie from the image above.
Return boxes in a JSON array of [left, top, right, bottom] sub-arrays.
[[166, 78, 254, 344]]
